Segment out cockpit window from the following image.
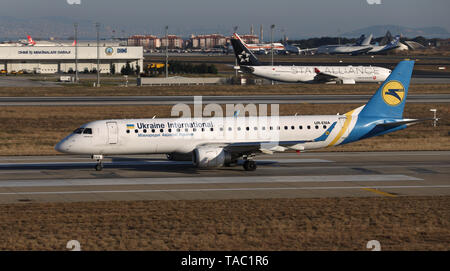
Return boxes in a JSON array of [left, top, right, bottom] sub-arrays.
[[73, 128, 84, 134], [83, 128, 93, 134]]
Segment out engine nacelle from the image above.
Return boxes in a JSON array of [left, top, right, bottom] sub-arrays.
[[192, 147, 232, 168], [342, 78, 356, 84]]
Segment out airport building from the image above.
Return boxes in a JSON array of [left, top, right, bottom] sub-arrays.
[[0, 45, 143, 74]]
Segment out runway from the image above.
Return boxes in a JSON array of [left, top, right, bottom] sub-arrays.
[[1, 93, 449, 106], [0, 151, 448, 203]]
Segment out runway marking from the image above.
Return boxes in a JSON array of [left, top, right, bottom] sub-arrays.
[[0, 174, 422, 187], [0, 185, 449, 196], [0, 158, 332, 168], [361, 188, 397, 197]]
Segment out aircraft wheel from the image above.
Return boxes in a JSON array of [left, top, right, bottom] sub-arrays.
[[243, 160, 257, 171], [95, 163, 103, 171]]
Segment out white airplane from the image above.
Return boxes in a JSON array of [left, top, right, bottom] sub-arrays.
[[285, 34, 372, 55], [55, 60, 434, 171], [316, 35, 401, 55], [231, 33, 391, 84], [244, 42, 285, 55]]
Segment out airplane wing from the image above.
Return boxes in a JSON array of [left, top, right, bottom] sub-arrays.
[[349, 47, 373, 55], [196, 121, 337, 155], [313, 68, 340, 83]]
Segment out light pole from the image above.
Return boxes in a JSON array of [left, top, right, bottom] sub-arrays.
[[74, 23, 78, 83], [165, 25, 169, 78], [233, 26, 238, 79], [271, 24, 275, 85], [96, 22, 100, 87]]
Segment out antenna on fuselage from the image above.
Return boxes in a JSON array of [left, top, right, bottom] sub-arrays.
[[152, 115, 156, 119]]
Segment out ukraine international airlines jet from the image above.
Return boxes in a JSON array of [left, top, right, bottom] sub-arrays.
[[231, 33, 391, 84], [55, 60, 433, 171]]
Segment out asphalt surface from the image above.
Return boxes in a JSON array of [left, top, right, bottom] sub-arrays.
[[1, 93, 449, 106], [0, 151, 448, 203]]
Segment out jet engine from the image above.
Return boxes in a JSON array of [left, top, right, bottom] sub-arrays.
[[192, 147, 232, 168]]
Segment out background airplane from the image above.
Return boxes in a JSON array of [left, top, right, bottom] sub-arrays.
[[316, 35, 401, 55], [231, 33, 391, 84]]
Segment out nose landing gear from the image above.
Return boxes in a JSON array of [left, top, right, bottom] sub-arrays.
[[91, 154, 104, 171]]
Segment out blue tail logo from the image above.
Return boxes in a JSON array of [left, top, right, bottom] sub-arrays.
[[382, 80, 405, 106]]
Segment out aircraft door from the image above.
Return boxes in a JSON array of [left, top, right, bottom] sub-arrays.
[[106, 122, 118, 144]]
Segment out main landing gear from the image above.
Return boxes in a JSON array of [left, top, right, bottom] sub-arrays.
[[91, 154, 104, 171], [242, 154, 257, 171]]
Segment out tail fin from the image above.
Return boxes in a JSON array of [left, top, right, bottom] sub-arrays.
[[381, 35, 400, 51], [27, 35, 36, 46], [361, 34, 373, 46], [230, 33, 261, 66], [358, 60, 414, 119], [354, 34, 365, 46]]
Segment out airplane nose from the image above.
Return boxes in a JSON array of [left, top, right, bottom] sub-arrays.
[[55, 139, 70, 153]]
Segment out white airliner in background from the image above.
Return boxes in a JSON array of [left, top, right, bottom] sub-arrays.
[[55, 60, 433, 171], [231, 33, 391, 84], [316, 35, 401, 55]]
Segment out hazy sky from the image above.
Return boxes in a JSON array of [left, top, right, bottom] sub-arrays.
[[1, 0, 449, 37]]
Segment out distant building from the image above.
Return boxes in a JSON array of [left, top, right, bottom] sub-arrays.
[[190, 34, 227, 49], [160, 35, 183, 49], [436, 39, 450, 49], [127, 35, 161, 49], [0, 45, 143, 74]]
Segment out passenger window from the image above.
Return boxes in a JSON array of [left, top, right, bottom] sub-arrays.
[[291, 126, 295, 130], [210, 128, 214, 131], [323, 125, 327, 129], [126, 130, 130, 134], [254, 127, 258, 130], [135, 129, 138, 133], [185, 128, 188, 132], [228, 127, 232, 131], [160, 129, 164, 133], [315, 125, 319, 129], [307, 126, 311, 129], [284, 126, 288, 130], [237, 127, 241, 131], [299, 126, 303, 129], [152, 129, 155, 133], [143, 129, 147, 133]]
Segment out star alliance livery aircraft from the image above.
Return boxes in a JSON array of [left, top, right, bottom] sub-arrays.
[[231, 33, 391, 84], [55, 60, 432, 171]]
